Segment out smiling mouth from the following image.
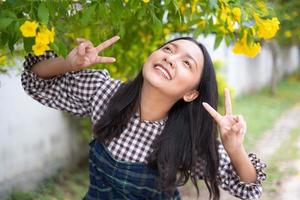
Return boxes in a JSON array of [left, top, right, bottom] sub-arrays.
[[153, 64, 172, 80]]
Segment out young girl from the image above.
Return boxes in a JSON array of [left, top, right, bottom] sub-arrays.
[[21, 36, 266, 200]]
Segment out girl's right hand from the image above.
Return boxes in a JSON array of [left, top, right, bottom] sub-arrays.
[[66, 35, 120, 71]]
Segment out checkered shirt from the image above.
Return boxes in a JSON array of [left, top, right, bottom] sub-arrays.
[[21, 50, 267, 200]]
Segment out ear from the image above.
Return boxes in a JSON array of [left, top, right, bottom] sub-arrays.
[[183, 90, 199, 102]]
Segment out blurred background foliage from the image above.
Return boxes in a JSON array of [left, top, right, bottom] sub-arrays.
[[273, 0, 300, 46], [0, 0, 279, 80]]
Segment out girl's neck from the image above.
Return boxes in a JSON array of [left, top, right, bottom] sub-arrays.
[[138, 81, 176, 122]]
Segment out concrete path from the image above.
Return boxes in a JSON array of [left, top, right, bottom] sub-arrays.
[[276, 138, 300, 200]]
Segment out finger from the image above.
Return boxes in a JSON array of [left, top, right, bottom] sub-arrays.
[[202, 102, 222, 124], [95, 35, 120, 52], [224, 88, 232, 116], [78, 42, 92, 56], [233, 115, 239, 122], [236, 115, 245, 125], [76, 39, 94, 52], [239, 128, 246, 135], [232, 122, 242, 132], [76, 38, 86, 44], [76, 38, 92, 44], [95, 56, 116, 64], [232, 115, 245, 132], [237, 115, 246, 131]]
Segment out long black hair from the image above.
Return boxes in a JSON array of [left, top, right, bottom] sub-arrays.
[[93, 37, 220, 200]]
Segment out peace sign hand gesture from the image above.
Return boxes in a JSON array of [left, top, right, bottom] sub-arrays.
[[66, 35, 120, 71], [202, 88, 247, 154]]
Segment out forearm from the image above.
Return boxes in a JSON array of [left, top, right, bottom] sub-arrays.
[[31, 56, 72, 79], [227, 146, 257, 183]]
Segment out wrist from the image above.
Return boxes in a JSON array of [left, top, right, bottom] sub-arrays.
[[226, 145, 247, 161], [63, 57, 74, 72]]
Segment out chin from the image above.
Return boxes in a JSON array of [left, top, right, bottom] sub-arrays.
[[143, 73, 177, 99]]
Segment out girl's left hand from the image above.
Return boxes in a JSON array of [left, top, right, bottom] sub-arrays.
[[202, 88, 247, 154]]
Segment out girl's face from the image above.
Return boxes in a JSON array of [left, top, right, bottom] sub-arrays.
[[142, 39, 204, 102]]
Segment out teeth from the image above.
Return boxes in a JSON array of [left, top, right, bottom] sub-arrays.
[[154, 65, 171, 80]]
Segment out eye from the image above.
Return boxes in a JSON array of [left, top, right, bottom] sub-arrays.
[[184, 60, 191, 68], [164, 46, 172, 53]]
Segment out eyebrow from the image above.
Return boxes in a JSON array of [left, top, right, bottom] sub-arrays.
[[168, 42, 198, 69]]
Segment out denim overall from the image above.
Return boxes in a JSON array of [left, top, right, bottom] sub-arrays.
[[83, 139, 182, 200]]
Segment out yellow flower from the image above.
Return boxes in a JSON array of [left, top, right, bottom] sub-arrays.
[[35, 31, 50, 45], [163, 27, 171, 35], [220, 4, 230, 21], [32, 42, 50, 56], [219, 26, 227, 33], [232, 7, 241, 22], [179, 24, 188, 32], [192, 0, 199, 14], [20, 21, 39, 37], [143, 0, 150, 3], [0, 55, 7, 65], [178, 0, 187, 15], [39, 25, 55, 43], [232, 32, 261, 57], [284, 31, 292, 38], [226, 17, 235, 32], [124, 0, 129, 3], [197, 20, 206, 28], [256, 17, 280, 39], [246, 42, 261, 57]]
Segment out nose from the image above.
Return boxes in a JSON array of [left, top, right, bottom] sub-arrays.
[[163, 56, 175, 68]]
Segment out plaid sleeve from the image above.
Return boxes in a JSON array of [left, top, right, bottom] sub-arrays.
[[216, 143, 267, 199], [21, 50, 121, 118], [193, 142, 267, 200]]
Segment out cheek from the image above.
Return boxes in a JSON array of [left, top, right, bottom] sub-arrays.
[[173, 68, 198, 92]]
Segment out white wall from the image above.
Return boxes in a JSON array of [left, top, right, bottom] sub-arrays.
[[200, 35, 299, 96], [0, 65, 87, 199]]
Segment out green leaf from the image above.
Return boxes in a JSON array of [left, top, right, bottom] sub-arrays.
[[193, 28, 202, 38], [7, 21, 20, 52], [8, 33, 18, 52], [214, 34, 223, 50], [50, 42, 59, 54], [246, 32, 252, 46], [0, 10, 17, 19], [0, 32, 9, 48], [165, 0, 171, 6], [119, 25, 125, 38], [23, 37, 35, 53], [0, 18, 14, 30], [46, 1, 56, 17], [56, 37, 68, 57], [38, 3, 49, 24], [149, 9, 163, 34], [81, 4, 96, 26], [225, 35, 231, 46]]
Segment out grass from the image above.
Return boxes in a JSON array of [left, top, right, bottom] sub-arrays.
[[8, 167, 89, 200], [7, 74, 300, 200], [232, 77, 300, 148]]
